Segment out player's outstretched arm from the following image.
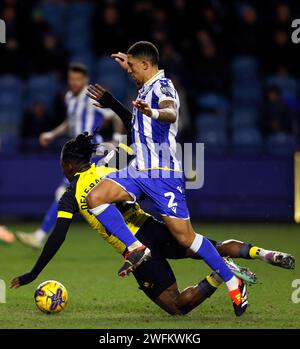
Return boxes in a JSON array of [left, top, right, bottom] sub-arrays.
[[10, 218, 72, 289], [87, 84, 132, 139], [39, 120, 69, 147]]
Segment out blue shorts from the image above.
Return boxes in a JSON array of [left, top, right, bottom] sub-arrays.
[[105, 166, 190, 219]]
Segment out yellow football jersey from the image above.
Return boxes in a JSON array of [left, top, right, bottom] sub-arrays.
[[57, 163, 151, 254]]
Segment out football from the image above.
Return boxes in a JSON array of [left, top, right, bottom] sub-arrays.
[[34, 280, 68, 314]]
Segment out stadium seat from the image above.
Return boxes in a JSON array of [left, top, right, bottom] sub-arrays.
[[232, 80, 262, 105], [265, 75, 298, 99], [26, 75, 59, 111], [196, 93, 230, 116], [232, 109, 257, 128], [0, 75, 23, 96], [41, 2, 66, 36], [69, 53, 94, 76], [232, 127, 263, 154], [196, 113, 227, 132], [266, 133, 296, 156], [232, 56, 260, 81]]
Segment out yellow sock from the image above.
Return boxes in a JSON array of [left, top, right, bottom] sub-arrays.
[[249, 246, 261, 259], [206, 273, 222, 288]]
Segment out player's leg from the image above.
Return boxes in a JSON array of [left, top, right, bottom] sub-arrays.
[[134, 175, 248, 315], [162, 217, 247, 316], [133, 258, 222, 315], [86, 168, 151, 275], [16, 182, 67, 249], [215, 239, 295, 269]]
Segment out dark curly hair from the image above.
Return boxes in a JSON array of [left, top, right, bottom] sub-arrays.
[[61, 131, 98, 165]]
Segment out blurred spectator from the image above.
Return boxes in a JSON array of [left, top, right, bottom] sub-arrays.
[[189, 30, 228, 94], [261, 86, 292, 136], [92, 3, 126, 55], [0, 5, 24, 75], [21, 101, 51, 139], [231, 4, 263, 56], [27, 34, 67, 75]]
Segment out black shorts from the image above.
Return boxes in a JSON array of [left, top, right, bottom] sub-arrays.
[[133, 217, 218, 301]]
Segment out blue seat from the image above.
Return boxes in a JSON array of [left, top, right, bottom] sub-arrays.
[[197, 93, 229, 116], [266, 133, 296, 155], [26, 75, 59, 111], [232, 109, 257, 128], [265, 75, 298, 99], [232, 56, 259, 81], [69, 54, 94, 75], [68, 3, 94, 17], [232, 127, 263, 153], [0, 75, 23, 96], [94, 57, 121, 76], [66, 35, 91, 53], [196, 113, 227, 133], [41, 3, 66, 36]]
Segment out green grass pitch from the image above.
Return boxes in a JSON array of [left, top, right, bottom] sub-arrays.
[[0, 222, 299, 329]]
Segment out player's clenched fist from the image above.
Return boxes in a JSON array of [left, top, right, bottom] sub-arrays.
[[132, 99, 153, 117]]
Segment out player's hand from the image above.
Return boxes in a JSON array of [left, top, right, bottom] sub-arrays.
[[10, 277, 21, 289], [10, 272, 35, 289], [87, 84, 106, 108], [39, 132, 55, 147], [111, 52, 129, 71], [132, 99, 152, 117]]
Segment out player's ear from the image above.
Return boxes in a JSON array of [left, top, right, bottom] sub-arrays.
[[142, 60, 149, 70]]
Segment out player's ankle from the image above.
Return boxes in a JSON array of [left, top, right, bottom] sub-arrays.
[[34, 229, 47, 243], [128, 241, 143, 252], [225, 275, 239, 292]]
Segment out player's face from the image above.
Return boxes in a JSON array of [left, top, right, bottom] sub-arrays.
[[127, 55, 147, 87], [60, 158, 74, 182], [68, 71, 88, 95]]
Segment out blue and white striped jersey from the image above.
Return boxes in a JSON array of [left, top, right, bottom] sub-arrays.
[[131, 70, 181, 172], [65, 86, 114, 140]]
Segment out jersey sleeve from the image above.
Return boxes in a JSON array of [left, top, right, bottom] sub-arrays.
[[153, 78, 178, 105], [57, 187, 79, 220]]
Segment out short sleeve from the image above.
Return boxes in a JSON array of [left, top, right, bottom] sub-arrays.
[[57, 187, 78, 219], [153, 78, 177, 105]]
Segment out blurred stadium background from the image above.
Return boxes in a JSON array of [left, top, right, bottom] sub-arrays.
[[0, 0, 300, 222]]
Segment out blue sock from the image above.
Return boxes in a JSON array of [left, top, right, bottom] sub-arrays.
[[90, 204, 138, 247], [41, 200, 59, 234], [193, 235, 234, 282]]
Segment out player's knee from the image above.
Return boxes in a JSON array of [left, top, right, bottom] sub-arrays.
[[176, 233, 195, 249], [86, 189, 106, 208]]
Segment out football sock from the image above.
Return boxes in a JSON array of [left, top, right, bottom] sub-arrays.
[[34, 229, 47, 244], [89, 204, 140, 248], [198, 272, 222, 298], [249, 246, 273, 261], [38, 200, 59, 239], [206, 272, 223, 288], [190, 234, 238, 291]]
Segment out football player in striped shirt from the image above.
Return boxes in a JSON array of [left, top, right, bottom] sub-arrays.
[[16, 63, 124, 249], [86, 42, 247, 315]]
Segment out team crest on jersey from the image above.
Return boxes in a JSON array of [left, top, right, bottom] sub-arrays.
[[160, 82, 175, 98]]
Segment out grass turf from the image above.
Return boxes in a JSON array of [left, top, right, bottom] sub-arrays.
[[0, 222, 299, 329]]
